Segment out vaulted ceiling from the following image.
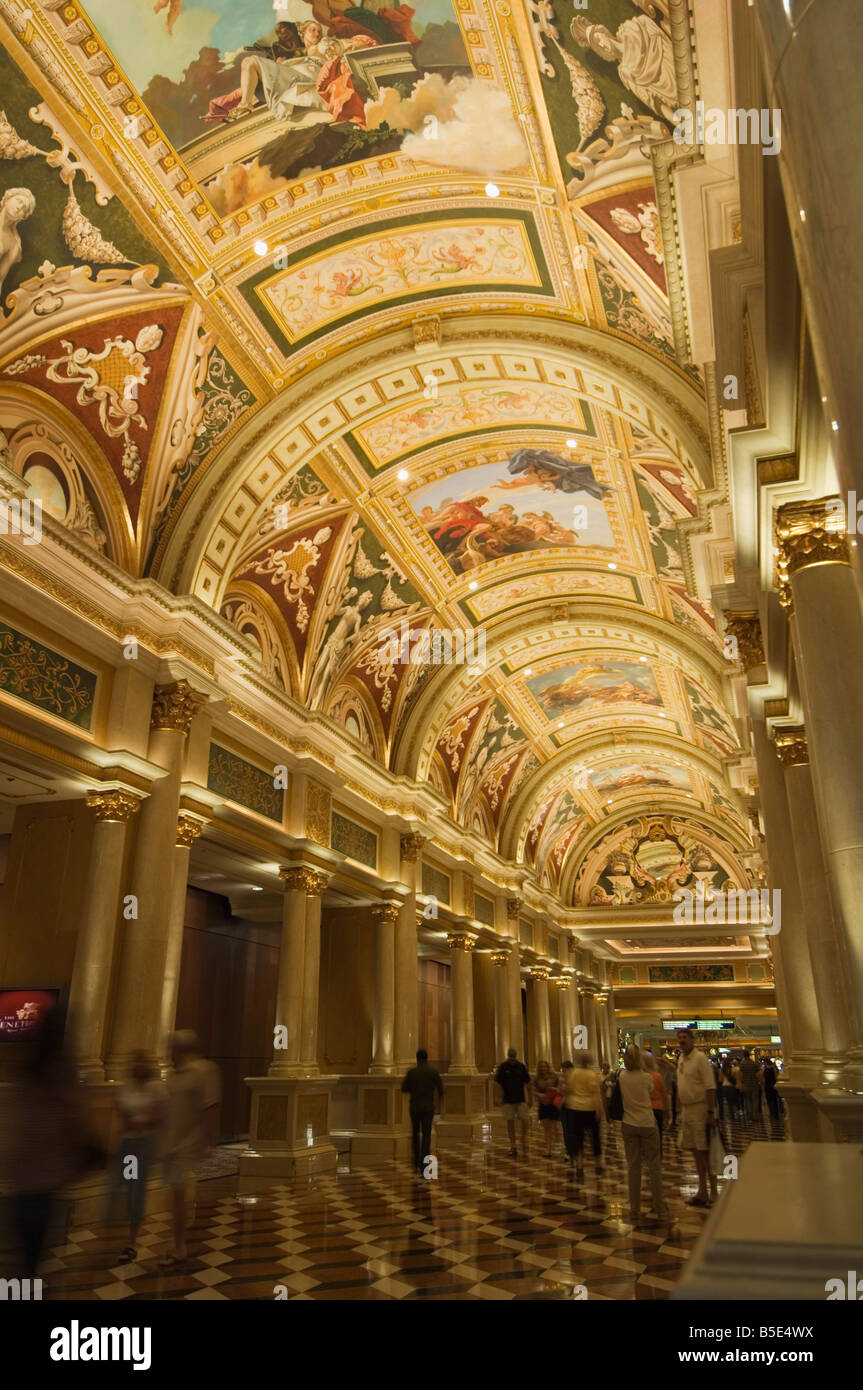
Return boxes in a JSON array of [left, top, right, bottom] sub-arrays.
[[0, 0, 758, 910]]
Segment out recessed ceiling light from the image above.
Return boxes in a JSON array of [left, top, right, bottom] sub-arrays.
[[639, 656, 648, 663], [524, 667, 532, 676], [253, 239, 269, 255], [397, 468, 409, 481], [657, 711, 665, 717], [566, 437, 578, 448], [469, 580, 478, 590], [608, 562, 617, 570], [558, 721, 564, 729], [485, 181, 500, 198]]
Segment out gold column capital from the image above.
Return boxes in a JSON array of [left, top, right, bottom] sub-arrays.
[[775, 497, 850, 608], [529, 965, 550, 981], [279, 865, 329, 896], [446, 932, 476, 952], [552, 975, 571, 991], [490, 949, 511, 967], [399, 831, 426, 862], [723, 611, 765, 671], [151, 680, 207, 733], [85, 789, 141, 823], [176, 814, 206, 848], [505, 897, 521, 923], [371, 901, 401, 925], [774, 725, 808, 767]]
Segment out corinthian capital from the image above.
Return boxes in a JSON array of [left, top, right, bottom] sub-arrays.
[[151, 680, 207, 733], [85, 789, 141, 823], [775, 498, 850, 608], [446, 932, 476, 952], [176, 814, 207, 847], [490, 949, 511, 967], [371, 901, 401, 925], [723, 611, 765, 672], [774, 725, 808, 767], [400, 832, 425, 862], [529, 965, 550, 981], [279, 866, 329, 896]]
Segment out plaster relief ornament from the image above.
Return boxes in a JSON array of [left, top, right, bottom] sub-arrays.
[[61, 186, 126, 264], [4, 325, 164, 483], [608, 202, 663, 265], [0, 188, 36, 306], [570, 12, 678, 124], [250, 527, 333, 633], [307, 585, 374, 709]]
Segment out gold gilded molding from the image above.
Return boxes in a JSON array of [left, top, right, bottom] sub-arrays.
[[85, 789, 141, 823], [176, 813, 206, 847], [724, 611, 764, 672], [371, 902, 401, 925], [279, 866, 329, 896], [446, 932, 476, 952], [305, 781, 331, 847], [151, 680, 207, 733], [506, 897, 521, 922], [775, 498, 849, 608], [490, 949, 511, 966], [400, 832, 425, 863], [774, 725, 808, 768]]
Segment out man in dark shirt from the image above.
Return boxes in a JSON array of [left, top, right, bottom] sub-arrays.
[[738, 1048, 761, 1123], [401, 1049, 444, 1174], [494, 1047, 533, 1158]]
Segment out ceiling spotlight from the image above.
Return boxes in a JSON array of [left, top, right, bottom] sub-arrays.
[[397, 468, 409, 481], [524, 667, 532, 676], [558, 721, 564, 729], [485, 181, 500, 198], [608, 562, 617, 570], [253, 238, 269, 255], [639, 656, 648, 663], [469, 580, 479, 591], [252, 886, 262, 892], [657, 711, 665, 717], [566, 437, 578, 448]]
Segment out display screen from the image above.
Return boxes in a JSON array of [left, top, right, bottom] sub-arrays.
[[0, 989, 60, 1041]]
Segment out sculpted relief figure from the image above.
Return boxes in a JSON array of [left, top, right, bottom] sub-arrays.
[[308, 587, 374, 709], [571, 14, 678, 124], [0, 187, 36, 306]]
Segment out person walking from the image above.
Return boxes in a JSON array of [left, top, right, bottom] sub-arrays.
[[494, 1047, 533, 1158], [618, 1045, 669, 1225], [738, 1048, 761, 1124], [158, 1031, 217, 1270], [761, 1056, 780, 1124], [676, 1028, 718, 1207], [717, 1056, 737, 1125], [533, 1059, 561, 1158], [401, 1048, 444, 1174], [560, 1050, 603, 1180], [647, 1058, 671, 1155], [110, 1051, 165, 1265]]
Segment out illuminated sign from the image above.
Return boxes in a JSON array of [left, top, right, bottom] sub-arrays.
[[661, 1019, 734, 1031]]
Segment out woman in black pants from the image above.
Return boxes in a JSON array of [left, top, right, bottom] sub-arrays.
[[560, 1051, 604, 1179]]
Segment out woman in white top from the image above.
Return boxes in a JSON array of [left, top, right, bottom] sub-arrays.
[[617, 1044, 669, 1224]]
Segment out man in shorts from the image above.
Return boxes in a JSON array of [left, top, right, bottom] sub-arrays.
[[676, 1028, 718, 1207], [494, 1047, 533, 1158]]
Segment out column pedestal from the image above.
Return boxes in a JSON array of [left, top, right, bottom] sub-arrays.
[[239, 1076, 339, 1184], [436, 1074, 489, 1142], [350, 1075, 413, 1164]]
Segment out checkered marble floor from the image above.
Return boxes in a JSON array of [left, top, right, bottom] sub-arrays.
[[22, 1111, 785, 1301]]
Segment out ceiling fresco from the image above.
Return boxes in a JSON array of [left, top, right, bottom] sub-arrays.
[[0, 0, 756, 934]]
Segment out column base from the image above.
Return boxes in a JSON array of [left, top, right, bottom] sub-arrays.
[[239, 1075, 339, 1183], [436, 1073, 490, 1142]]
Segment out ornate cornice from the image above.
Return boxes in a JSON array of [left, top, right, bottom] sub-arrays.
[[399, 832, 425, 863], [150, 680, 207, 733], [774, 725, 808, 768], [446, 932, 476, 952], [176, 813, 206, 847], [723, 611, 764, 672], [279, 866, 329, 897], [775, 498, 849, 608], [85, 789, 141, 823], [371, 902, 401, 925]]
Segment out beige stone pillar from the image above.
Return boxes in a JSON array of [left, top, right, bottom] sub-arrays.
[[67, 790, 142, 1080], [106, 681, 206, 1077], [505, 898, 524, 1056], [370, 902, 399, 1074], [528, 966, 551, 1066], [491, 949, 511, 1063], [395, 833, 424, 1068], [554, 976, 572, 1065], [159, 813, 207, 1047], [595, 991, 609, 1068], [447, 931, 477, 1074], [774, 725, 853, 1080], [273, 866, 327, 1076], [581, 986, 599, 1062], [777, 501, 863, 1092]]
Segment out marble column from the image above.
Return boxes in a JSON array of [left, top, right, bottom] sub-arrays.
[[505, 898, 524, 1056], [595, 992, 609, 1068], [447, 932, 477, 1074], [528, 966, 551, 1066], [776, 500, 863, 1094], [554, 976, 572, 1065], [581, 987, 599, 1062], [159, 813, 207, 1048], [272, 866, 328, 1077], [395, 833, 424, 1069], [755, 1, 863, 510], [370, 902, 399, 1075], [774, 725, 853, 1081], [491, 949, 511, 1063], [105, 681, 206, 1078], [67, 790, 142, 1081]]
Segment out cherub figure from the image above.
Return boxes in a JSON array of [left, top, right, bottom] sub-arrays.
[[153, 0, 183, 37]]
